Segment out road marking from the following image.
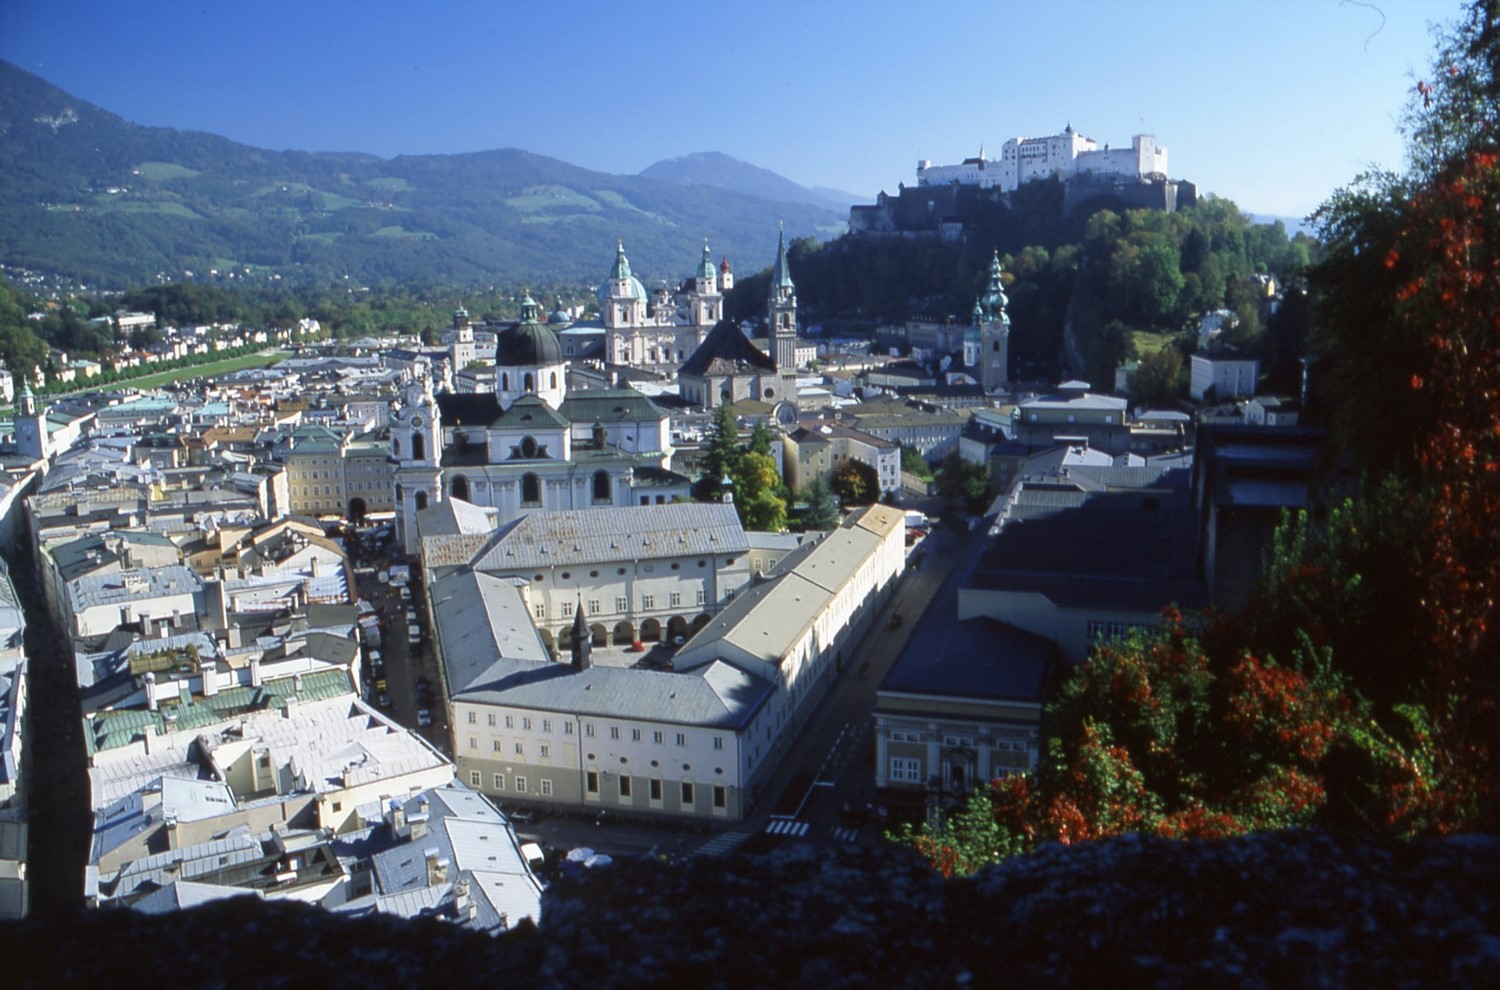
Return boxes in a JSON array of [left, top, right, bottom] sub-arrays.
[[764, 820, 809, 836], [697, 831, 754, 857], [830, 827, 860, 843]]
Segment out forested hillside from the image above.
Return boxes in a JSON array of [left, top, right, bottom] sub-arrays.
[[0, 61, 843, 289]]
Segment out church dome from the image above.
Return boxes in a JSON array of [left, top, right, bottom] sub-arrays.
[[496, 295, 565, 366], [597, 240, 648, 305]]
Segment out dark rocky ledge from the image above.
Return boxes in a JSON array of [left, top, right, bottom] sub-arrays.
[[4, 829, 1497, 989]]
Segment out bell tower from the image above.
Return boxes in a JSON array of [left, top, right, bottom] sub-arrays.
[[14, 383, 46, 460], [768, 226, 798, 372]]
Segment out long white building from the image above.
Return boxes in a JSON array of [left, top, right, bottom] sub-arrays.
[[916, 127, 1168, 192]]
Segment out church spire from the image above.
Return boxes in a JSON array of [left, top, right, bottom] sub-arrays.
[[770, 224, 795, 294], [570, 599, 592, 671], [610, 239, 633, 281]]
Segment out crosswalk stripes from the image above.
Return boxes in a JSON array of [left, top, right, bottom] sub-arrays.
[[696, 830, 754, 857], [829, 826, 860, 844], [764, 819, 810, 837]]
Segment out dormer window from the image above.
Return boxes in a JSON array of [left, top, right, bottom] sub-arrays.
[[521, 436, 538, 459]]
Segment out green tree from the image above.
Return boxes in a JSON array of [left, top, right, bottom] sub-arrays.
[[800, 476, 840, 531], [900, 444, 933, 480], [694, 405, 742, 502], [829, 459, 879, 506], [934, 452, 990, 513], [734, 451, 787, 531], [1131, 345, 1184, 409]]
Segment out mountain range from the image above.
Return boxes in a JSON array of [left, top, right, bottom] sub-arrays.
[[0, 60, 849, 290]]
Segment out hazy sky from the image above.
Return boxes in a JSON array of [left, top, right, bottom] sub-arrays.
[[0, 0, 1461, 218]]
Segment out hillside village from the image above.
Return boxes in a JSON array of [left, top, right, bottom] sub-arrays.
[[0, 218, 1323, 924]]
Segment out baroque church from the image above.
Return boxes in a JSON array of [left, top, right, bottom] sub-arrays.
[[390, 295, 692, 553], [677, 227, 802, 410], [598, 239, 731, 374]]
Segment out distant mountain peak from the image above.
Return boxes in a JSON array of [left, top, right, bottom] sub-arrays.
[[641, 152, 861, 212]]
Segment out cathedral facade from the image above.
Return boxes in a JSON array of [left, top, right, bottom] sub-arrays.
[[599, 240, 726, 374]]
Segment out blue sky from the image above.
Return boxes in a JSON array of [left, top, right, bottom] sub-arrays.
[[0, 0, 1461, 218]]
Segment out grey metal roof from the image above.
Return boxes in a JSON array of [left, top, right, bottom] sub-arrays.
[[430, 571, 552, 697], [882, 617, 1053, 703], [558, 388, 668, 425], [470, 502, 747, 573], [471, 659, 772, 729]]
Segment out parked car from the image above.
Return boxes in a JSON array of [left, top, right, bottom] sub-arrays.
[[417, 708, 432, 726]]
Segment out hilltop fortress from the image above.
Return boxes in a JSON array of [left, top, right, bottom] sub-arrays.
[[851, 125, 1196, 238]]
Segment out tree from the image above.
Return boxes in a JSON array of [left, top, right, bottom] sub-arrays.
[[900, 444, 933, 480], [934, 452, 990, 513], [1131, 345, 1184, 409], [800, 476, 840, 531], [694, 405, 742, 502], [895, 615, 1452, 876], [734, 451, 787, 531], [829, 459, 879, 506]]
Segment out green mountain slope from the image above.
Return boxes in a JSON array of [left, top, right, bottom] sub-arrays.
[[0, 61, 845, 289]]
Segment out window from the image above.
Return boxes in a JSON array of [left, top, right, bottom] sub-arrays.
[[586, 770, 599, 794], [632, 729, 642, 742], [494, 773, 505, 790], [713, 736, 724, 751], [615, 596, 628, 612], [653, 731, 663, 745], [542, 719, 552, 733], [890, 757, 923, 783], [713, 785, 727, 809], [470, 770, 481, 786], [540, 778, 553, 796], [675, 733, 686, 747], [641, 594, 655, 610], [492, 740, 502, 752], [514, 742, 524, 756], [534, 604, 546, 620], [539, 744, 550, 758], [588, 600, 601, 616], [487, 713, 496, 727], [649, 777, 663, 801], [670, 592, 682, 608], [561, 601, 574, 617], [467, 711, 476, 724], [564, 722, 574, 735], [680, 782, 695, 806], [469, 737, 478, 750], [619, 775, 632, 798], [610, 726, 620, 740], [592, 470, 611, 503], [697, 589, 706, 606], [505, 715, 515, 729], [585, 723, 595, 737], [515, 776, 527, 793], [522, 718, 532, 731], [521, 473, 541, 505]]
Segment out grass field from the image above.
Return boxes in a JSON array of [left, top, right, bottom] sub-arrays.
[[1133, 330, 1180, 358], [62, 351, 292, 396], [134, 161, 200, 181]]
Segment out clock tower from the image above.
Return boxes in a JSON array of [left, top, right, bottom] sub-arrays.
[[392, 377, 444, 553], [14, 383, 47, 460]]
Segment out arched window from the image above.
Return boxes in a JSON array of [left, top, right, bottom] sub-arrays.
[[451, 475, 470, 502], [392, 435, 402, 457], [520, 435, 538, 459], [414, 490, 429, 511], [521, 473, 541, 505], [592, 470, 611, 503], [524, 373, 535, 392], [412, 431, 426, 461], [550, 371, 558, 390], [502, 372, 510, 391]]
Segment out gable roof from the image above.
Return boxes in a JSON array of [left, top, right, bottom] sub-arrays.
[[679, 320, 776, 379]]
